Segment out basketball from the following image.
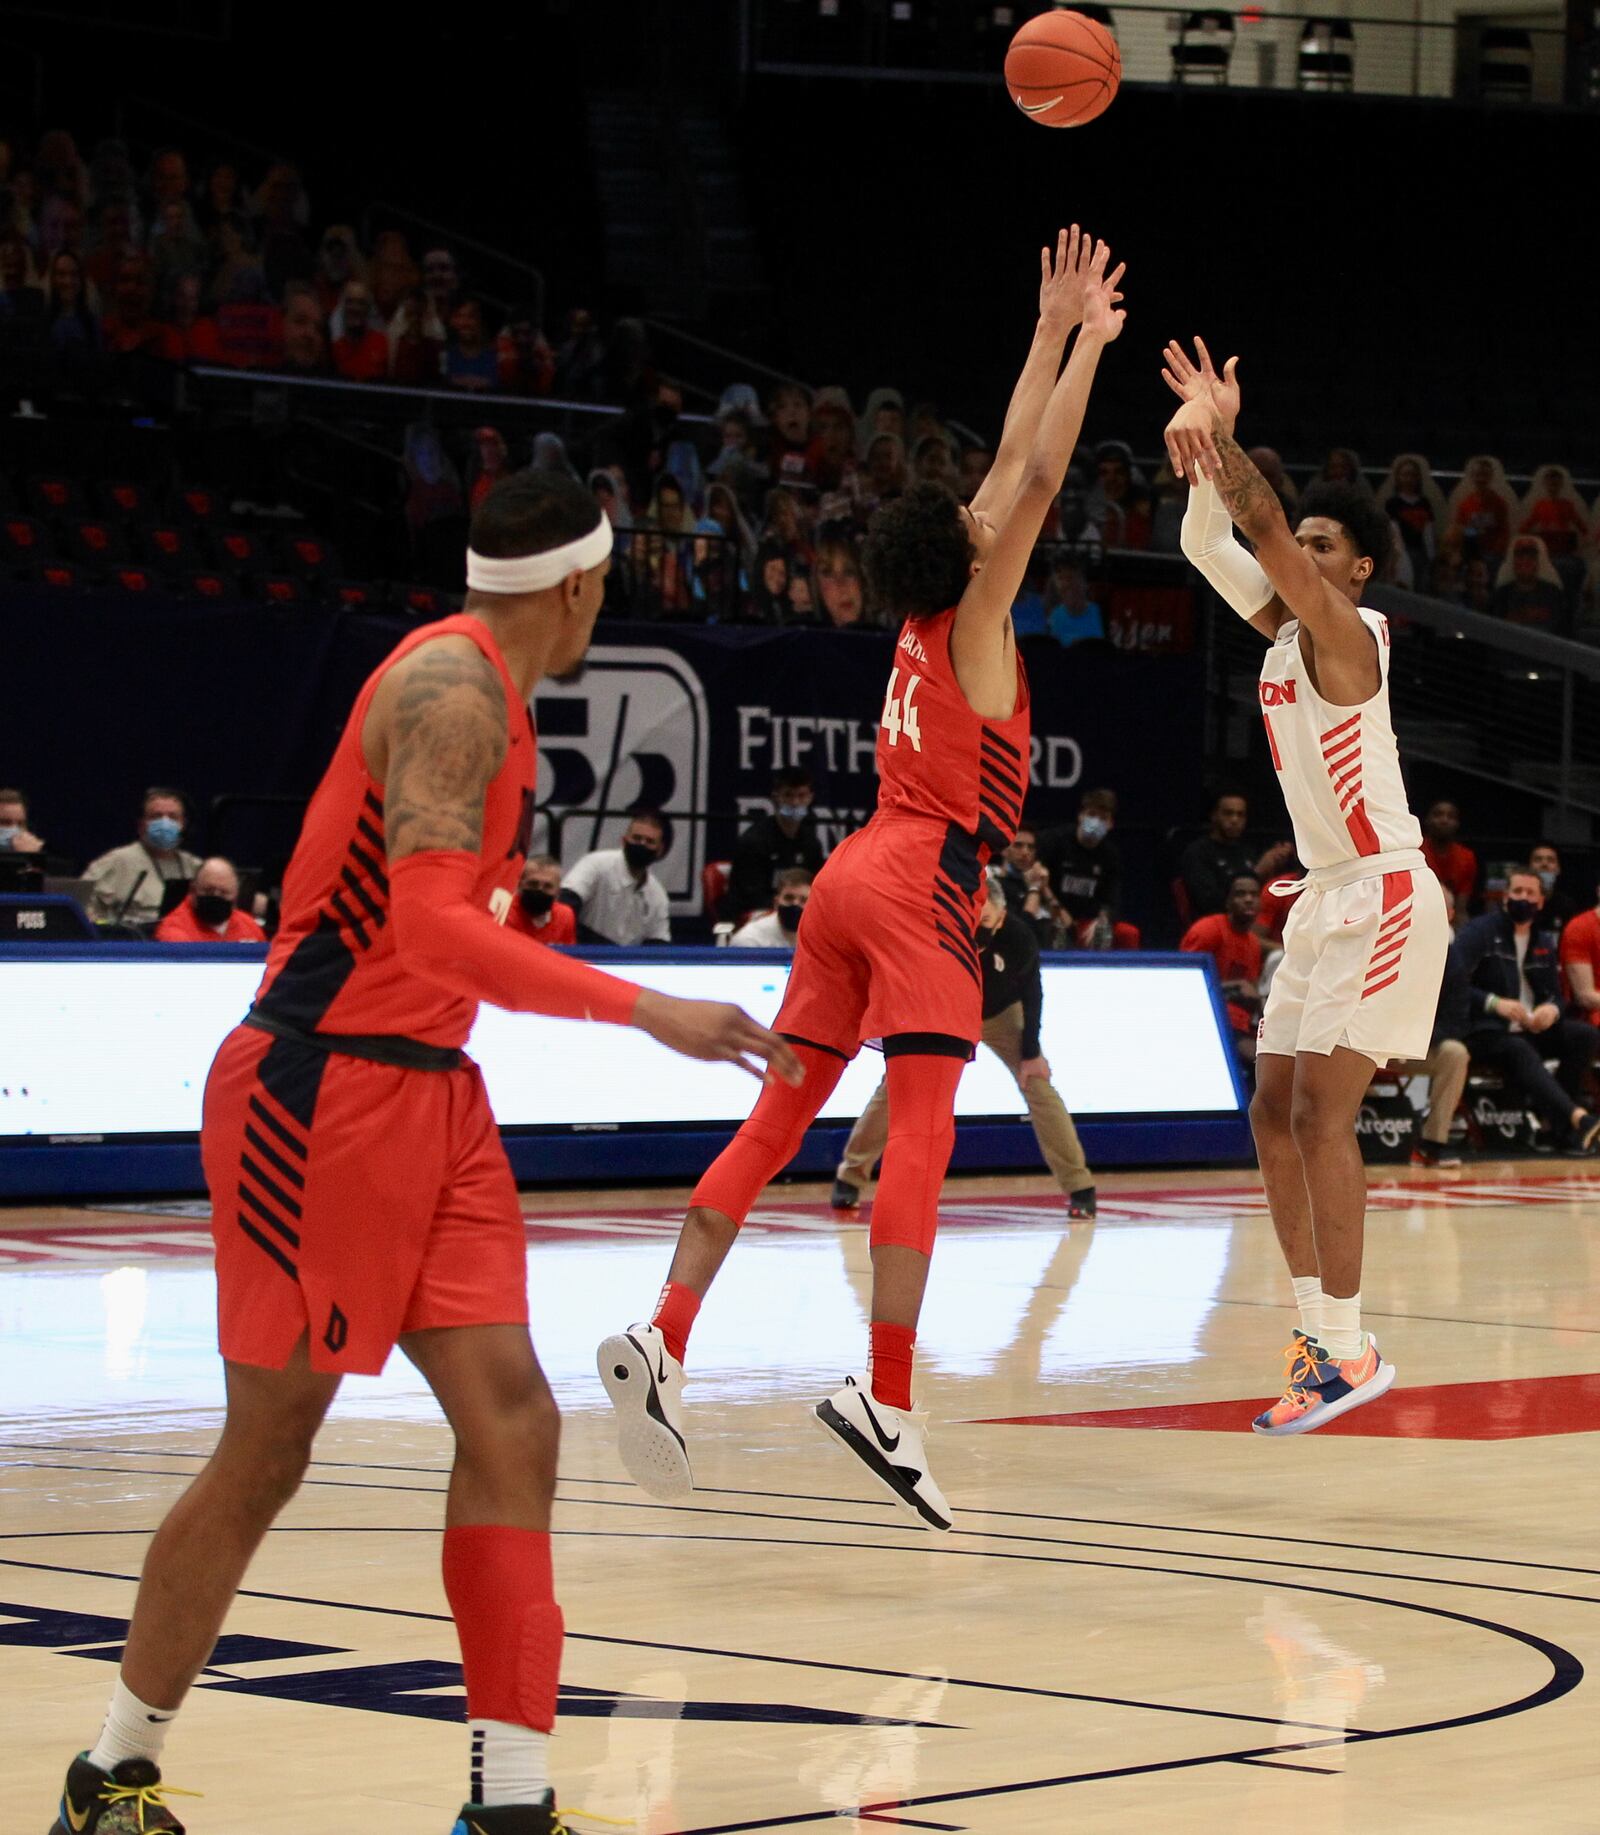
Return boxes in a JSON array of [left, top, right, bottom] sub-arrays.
[[1004, 10, 1122, 128]]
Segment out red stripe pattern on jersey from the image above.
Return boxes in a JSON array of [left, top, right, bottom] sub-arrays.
[[1362, 871, 1414, 1001], [1322, 712, 1380, 857]]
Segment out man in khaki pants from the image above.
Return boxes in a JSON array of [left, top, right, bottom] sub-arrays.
[[831, 875, 1097, 1219]]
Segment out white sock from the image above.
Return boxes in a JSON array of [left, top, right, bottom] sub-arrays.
[[469, 1719, 550, 1807], [1290, 1275, 1325, 1341], [1319, 1292, 1365, 1361], [87, 1677, 178, 1773]]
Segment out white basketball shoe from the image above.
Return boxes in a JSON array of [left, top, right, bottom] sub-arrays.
[[597, 1323, 692, 1500], [812, 1375, 953, 1532]]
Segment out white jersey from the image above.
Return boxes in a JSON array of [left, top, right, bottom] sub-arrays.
[[1257, 605, 1421, 871]]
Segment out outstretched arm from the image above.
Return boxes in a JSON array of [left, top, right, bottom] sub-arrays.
[[958, 238, 1125, 639], [970, 227, 1091, 523], [1163, 337, 1377, 692], [374, 635, 802, 1082]]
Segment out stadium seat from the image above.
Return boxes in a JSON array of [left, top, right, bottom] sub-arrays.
[[25, 475, 87, 521], [1298, 17, 1354, 91], [399, 584, 450, 620], [1172, 11, 1234, 84], [142, 524, 204, 577], [108, 565, 163, 596], [1479, 26, 1533, 102], [332, 580, 380, 608], [282, 532, 340, 588], [702, 860, 732, 922], [215, 529, 267, 572], [66, 520, 130, 568], [258, 575, 304, 604], [1, 515, 52, 573], [101, 480, 155, 519], [176, 484, 222, 524], [186, 568, 240, 600], [37, 561, 85, 591]]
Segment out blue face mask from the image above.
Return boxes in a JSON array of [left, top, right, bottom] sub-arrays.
[[1078, 815, 1110, 844], [145, 816, 182, 850], [775, 800, 809, 824], [0, 825, 18, 849], [1537, 869, 1557, 893]]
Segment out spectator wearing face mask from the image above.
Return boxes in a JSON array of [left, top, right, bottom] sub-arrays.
[[561, 808, 672, 945], [506, 853, 577, 945], [1039, 787, 1140, 949], [84, 786, 201, 930], [0, 786, 46, 858], [728, 768, 825, 919], [730, 868, 811, 947], [833, 875, 1096, 1219], [1457, 866, 1600, 1155], [154, 856, 266, 942]]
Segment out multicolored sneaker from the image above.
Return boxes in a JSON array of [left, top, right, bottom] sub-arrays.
[[50, 1753, 197, 1832], [451, 1796, 569, 1834], [1251, 1332, 1394, 1437]]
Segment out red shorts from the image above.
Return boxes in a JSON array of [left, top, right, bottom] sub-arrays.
[[203, 1024, 528, 1375], [776, 816, 985, 1057]]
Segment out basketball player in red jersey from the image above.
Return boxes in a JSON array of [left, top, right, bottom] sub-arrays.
[[1164, 339, 1448, 1435], [48, 472, 800, 1835], [599, 231, 1127, 1532]]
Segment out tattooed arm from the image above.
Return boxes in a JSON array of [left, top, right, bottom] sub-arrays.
[[1204, 435, 1380, 701], [365, 634, 803, 1082]]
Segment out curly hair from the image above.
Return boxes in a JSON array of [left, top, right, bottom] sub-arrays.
[[861, 482, 973, 621], [1295, 482, 1393, 577]]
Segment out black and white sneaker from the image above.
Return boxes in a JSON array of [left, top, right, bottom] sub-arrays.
[[1067, 1185, 1097, 1219], [596, 1323, 692, 1500], [830, 1178, 861, 1211], [812, 1375, 952, 1532]]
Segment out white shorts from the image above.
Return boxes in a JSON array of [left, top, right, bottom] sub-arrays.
[[1258, 864, 1448, 1067]]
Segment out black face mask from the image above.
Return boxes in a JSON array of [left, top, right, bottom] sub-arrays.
[[519, 887, 555, 918], [777, 902, 803, 933], [1505, 898, 1540, 926], [623, 841, 657, 873], [192, 892, 233, 927]]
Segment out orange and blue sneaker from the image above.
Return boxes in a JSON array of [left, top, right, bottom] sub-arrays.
[[1251, 1331, 1395, 1436]]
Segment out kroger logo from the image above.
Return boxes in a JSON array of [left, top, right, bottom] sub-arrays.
[[1355, 1104, 1414, 1149]]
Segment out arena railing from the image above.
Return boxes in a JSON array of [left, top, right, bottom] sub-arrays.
[[1210, 583, 1600, 830], [742, 0, 1575, 108]]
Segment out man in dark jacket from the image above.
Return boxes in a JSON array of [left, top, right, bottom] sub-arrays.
[[1177, 789, 1295, 920], [727, 766, 824, 919], [1039, 785, 1138, 947], [831, 876, 1097, 1216], [1456, 865, 1600, 1154]]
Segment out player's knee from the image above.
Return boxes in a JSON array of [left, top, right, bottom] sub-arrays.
[[456, 1386, 561, 1496], [1249, 1079, 1291, 1143], [1288, 1091, 1343, 1155], [226, 1423, 318, 1518]]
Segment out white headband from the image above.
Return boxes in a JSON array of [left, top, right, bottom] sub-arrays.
[[465, 515, 612, 594]]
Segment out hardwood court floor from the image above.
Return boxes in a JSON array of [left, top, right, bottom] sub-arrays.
[[2, 1161, 1596, 1833]]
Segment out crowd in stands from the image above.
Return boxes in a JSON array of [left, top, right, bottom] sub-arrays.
[[6, 127, 1600, 637], [5, 762, 1598, 1158]]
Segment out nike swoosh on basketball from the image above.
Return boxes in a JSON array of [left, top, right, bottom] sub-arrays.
[[1018, 97, 1061, 113], [858, 1392, 901, 1453]]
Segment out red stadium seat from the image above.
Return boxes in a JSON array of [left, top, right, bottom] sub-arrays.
[[142, 525, 203, 576], [26, 475, 86, 520], [67, 520, 130, 566], [259, 575, 303, 604], [101, 480, 154, 518], [1, 515, 51, 570], [702, 860, 732, 921]]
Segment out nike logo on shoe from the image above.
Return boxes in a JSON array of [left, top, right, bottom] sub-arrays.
[[64, 1801, 92, 1834], [857, 1391, 901, 1452], [656, 1347, 668, 1384]]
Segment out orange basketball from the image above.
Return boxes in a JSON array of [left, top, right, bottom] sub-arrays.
[[1005, 10, 1122, 128]]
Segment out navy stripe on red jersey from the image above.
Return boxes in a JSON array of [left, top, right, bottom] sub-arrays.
[[979, 739, 1026, 792], [981, 725, 1024, 765], [236, 1211, 297, 1280], [935, 938, 982, 986]]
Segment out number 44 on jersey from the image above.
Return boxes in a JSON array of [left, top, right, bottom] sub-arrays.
[[881, 667, 923, 752]]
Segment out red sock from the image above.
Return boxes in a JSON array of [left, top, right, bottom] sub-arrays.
[[442, 1525, 564, 1732], [869, 1320, 916, 1410], [650, 1280, 701, 1367]]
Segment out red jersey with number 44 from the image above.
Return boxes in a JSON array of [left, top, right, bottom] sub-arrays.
[[876, 608, 1031, 857], [252, 615, 537, 1047]]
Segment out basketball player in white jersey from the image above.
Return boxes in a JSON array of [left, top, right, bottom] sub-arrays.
[[1162, 338, 1448, 1434]]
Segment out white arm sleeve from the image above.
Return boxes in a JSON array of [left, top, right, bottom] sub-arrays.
[[1180, 475, 1275, 619]]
